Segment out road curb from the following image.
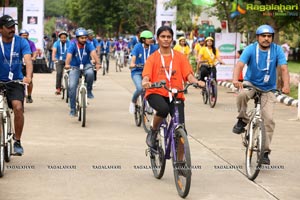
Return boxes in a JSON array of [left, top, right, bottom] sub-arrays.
[[217, 81, 299, 107]]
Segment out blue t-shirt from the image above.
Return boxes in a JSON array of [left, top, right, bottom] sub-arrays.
[[131, 43, 158, 74], [131, 36, 139, 49], [99, 40, 110, 53], [88, 38, 99, 49], [240, 42, 286, 91], [53, 40, 70, 60], [67, 41, 96, 67], [0, 35, 31, 81]]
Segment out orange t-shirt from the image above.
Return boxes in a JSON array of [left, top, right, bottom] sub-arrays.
[[142, 50, 193, 100]]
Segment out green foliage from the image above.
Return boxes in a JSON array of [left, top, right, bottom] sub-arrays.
[[44, 17, 56, 36]]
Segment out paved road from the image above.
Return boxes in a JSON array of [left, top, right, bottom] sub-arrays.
[[0, 62, 299, 200]]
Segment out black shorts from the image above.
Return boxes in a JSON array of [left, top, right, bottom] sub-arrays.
[[5, 82, 25, 108]]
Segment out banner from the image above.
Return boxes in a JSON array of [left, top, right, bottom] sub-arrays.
[[192, 0, 214, 6], [215, 33, 241, 80], [0, 7, 18, 33], [22, 0, 44, 50], [155, 0, 177, 40]]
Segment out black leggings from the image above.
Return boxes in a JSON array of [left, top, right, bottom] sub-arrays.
[[147, 94, 185, 124], [199, 65, 217, 81]]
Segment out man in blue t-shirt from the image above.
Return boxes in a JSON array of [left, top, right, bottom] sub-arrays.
[[65, 28, 101, 116], [232, 24, 290, 165], [99, 36, 110, 75], [52, 31, 70, 95], [0, 15, 33, 155]]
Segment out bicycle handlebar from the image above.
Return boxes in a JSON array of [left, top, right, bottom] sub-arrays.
[[129, 63, 144, 69], [243, 84, 282, 95], [149, 80, 199, 94]]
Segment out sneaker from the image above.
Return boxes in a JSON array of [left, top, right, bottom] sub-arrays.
[[14, 141, 24, 156], [69, 109, 76, 117], [146, 128, 158, 149], [232, 118, 247, 134], [129, 102, 135, 114], [26, 96, 33, 103], [55, 88, 61, 95], [262, 152, 270, 165], [87, 92, 94, 99]]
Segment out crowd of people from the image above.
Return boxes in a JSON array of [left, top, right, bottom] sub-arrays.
[[0, 14, 291, 166]]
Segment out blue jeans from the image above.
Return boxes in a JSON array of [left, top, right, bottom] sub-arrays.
[[131, 71, 143, 103], [69, 64, 94, 110]]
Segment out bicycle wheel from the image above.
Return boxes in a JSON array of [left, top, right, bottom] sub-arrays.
[[0, 114, 5, 177], [150, 131, 166, 179], [208, 79, 217, 108], [142, 99, 153, 133], [172, 128, 191, 198], [64, 75, 69, 103], [4, 112, 12, 162], [245, 119, 266, 181], [202, 88, 208, 104], [102, 58, 106, 75], [134, 97, 142, 127], [80, 88, 87, 127], [116, 57, 119, 72]]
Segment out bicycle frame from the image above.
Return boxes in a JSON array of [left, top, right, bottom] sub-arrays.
[[77, 70, 87, 107], [160, 102, 183, 161]]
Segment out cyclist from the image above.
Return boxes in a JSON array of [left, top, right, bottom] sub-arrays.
[[113, 36, 129, 68], [0, 15, 33, 155], [173, 36, 191, 58], [52, 31, 70, 95], [131, 29, 141, 49], [87, 29, 100, 82], [194, 37, 205, 72], [19, 29, 37, 103], [232, 24, 290, 165], [141, 26, 205, 148], [99, 36, 111, 75], [198, 37, 225, 82], [128, 30, 158, 114], [65, 28, 101, 116]]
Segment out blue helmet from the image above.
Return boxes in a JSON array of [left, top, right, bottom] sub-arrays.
[[75, 28, 88, 37], [256, 25, 274, 35], [19, 29, 29, 36]]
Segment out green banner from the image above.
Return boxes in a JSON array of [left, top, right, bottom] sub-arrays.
[[192, 0, 214, 6]]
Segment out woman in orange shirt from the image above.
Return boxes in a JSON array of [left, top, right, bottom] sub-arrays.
[[142, 26, 204, 148]]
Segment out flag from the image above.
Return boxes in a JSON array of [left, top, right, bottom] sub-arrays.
[[192, 0, 214, 6]]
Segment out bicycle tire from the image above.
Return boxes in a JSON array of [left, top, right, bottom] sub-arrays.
[[81, 88, 87, 127], [150, 131, 166, 179], [4, 112, 12, 162], [102, 58, 106, 75], [245, 119, 266, 181], [116, 57, 119, 72], [208, 79, 217, 108], [172, 128, 191, 198], [134, 97, 142, 127], [202, 89, 208, 104], [0, 114, 5, 177], [142, 99, 153, 133], [64, 75, 69, 103], [61, 87, 65, 100]]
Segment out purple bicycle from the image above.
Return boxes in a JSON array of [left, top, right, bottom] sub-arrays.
[[146, 80, 197, 198]]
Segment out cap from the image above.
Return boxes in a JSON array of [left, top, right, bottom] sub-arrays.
[[0, 15, 18, 27]]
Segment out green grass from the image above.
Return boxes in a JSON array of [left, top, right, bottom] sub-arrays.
[[288, 61, 300, 73], [289, 84, 299, 99]]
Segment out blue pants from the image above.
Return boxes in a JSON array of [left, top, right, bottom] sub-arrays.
[[69, 64, 94, 110], [131, 71, 143, 103]]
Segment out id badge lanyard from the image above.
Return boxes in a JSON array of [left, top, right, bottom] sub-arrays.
[[60, 42, 66, 60], [205, 47, 215, 65], [256, 44, 270, 82], [0, 36, 15, 80], [158, 49, 173, 102], [103, 41, 107, 54], [76, 42, 86, 70], [143, 44, 151, 64]]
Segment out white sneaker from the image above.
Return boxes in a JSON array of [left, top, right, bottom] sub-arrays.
[[129, 102, 135, 114]]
